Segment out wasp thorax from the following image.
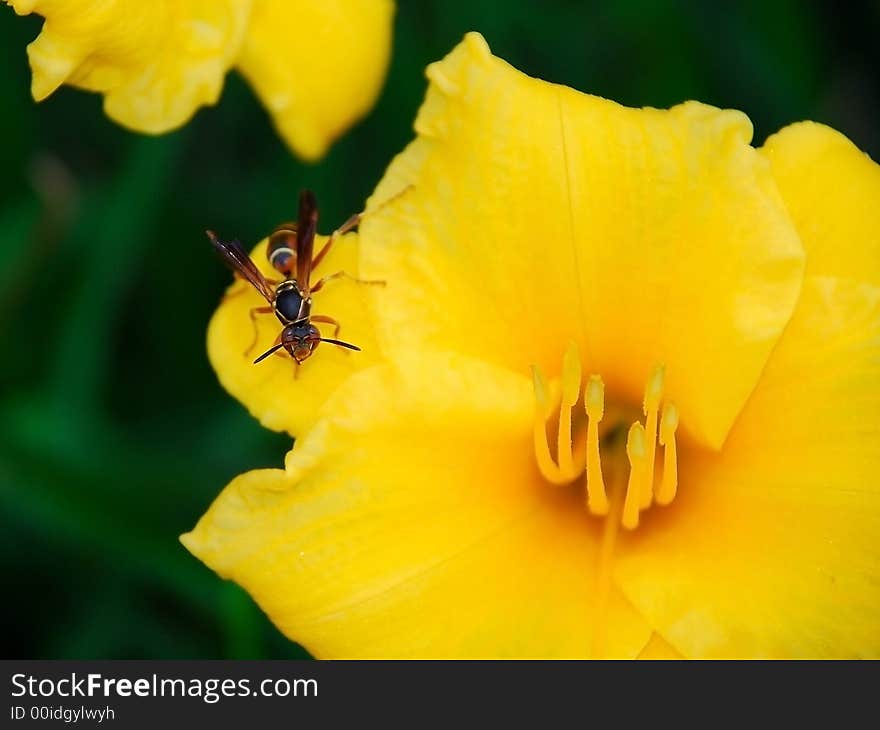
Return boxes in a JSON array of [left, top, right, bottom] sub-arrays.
[[282, 323, 320, 363], [274, 281, 310, 323]]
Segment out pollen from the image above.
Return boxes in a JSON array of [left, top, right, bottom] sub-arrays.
[[531, 346, 680, 529]]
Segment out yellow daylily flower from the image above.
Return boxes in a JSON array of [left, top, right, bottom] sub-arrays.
[[183, 33, 880, 658], [5, 0, 394, 160]]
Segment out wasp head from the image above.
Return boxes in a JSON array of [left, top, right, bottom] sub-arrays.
[[281, 323, 321, 363]]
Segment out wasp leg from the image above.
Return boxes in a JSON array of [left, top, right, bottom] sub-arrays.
[[310, 270, 386, 294], [309, 212, 362, 273], [311, 314, 341, 339], [244, 305, 274, 356], [310, 185, 414, 277]]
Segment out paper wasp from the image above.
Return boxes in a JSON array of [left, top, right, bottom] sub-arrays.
[[207, 190, 383, 371]]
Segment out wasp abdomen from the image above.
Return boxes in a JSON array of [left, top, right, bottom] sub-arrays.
[[268, 224, 297, 276]]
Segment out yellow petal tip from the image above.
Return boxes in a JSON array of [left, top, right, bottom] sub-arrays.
[[463, 31, 491, 58]]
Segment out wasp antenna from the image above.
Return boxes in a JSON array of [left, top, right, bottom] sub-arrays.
[[320, 338, 361, 352], [253, 343, 285, 363]]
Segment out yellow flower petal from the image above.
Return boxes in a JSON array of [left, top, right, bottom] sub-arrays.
[[615, 130, 880, 657], [236, 0, 394, 161], [9, 0, 252, 133], [763, 122, 880, 285], [636, 632, 683, 659], [207, 233, 379, 437], [183, 353, 653, 658], [361, 33, 805, 450], [614, 276, 880, 657]]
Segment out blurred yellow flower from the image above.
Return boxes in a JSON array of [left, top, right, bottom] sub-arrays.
[[183, 33, 880, 657], [4, 0, 394, 160]]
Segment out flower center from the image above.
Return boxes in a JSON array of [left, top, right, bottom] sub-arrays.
[[531, 343, 679, 530]]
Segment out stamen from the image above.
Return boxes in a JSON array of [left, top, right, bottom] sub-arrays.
[[531, 365, 572, 484], [532, 365, 561, 482], [640, 365, 665, 510], [623, 422, 646, 530], [532, 353, 681, 529], [558, 343, 582, 475], [656, 403, 679, 505], [584, 375, 608, 515]]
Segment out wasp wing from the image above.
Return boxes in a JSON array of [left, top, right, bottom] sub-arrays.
[[206, 230, 275, 303], [296, 189, 319, 290]]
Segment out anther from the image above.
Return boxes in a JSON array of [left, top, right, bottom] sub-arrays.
[[584, 375, 608, 515], [640, 365, 665, 510], [623, 422, 646, 530], [656, 402, 679, 505]]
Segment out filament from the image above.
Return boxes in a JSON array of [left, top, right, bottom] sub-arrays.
[[584, 375, 608, 515], [640, 365, 665, 510], [656, 402, 679, 505]]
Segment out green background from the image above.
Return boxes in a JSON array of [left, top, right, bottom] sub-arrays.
[[1, 1, 877, 659]]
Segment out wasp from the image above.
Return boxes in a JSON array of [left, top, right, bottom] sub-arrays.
[[207, 190, 382, 371]]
